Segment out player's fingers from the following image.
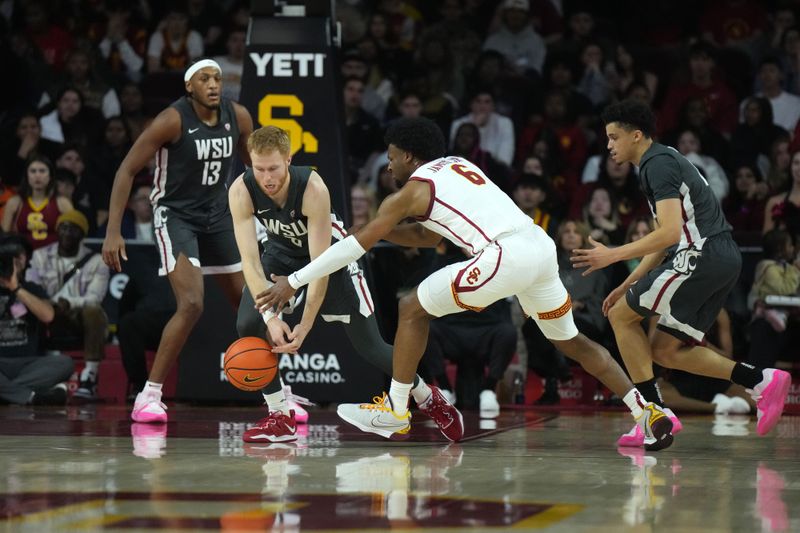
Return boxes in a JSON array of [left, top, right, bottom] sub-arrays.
[[120, 243, 128, 262], [581, 266, 596, 276]]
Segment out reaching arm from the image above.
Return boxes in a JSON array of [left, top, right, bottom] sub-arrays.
[[384, 222, 443, 248], [296, 171, 332, 331], [229, 176, 269, 300], [571, 199, 682, 275], [257, 180, 431, 310], [102, 108, 180, 271]]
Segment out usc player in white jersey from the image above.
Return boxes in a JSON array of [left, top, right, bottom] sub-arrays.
[[259, 118, 674, 450]]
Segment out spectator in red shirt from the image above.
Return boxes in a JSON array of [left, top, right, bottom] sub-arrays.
[[23, 1, 73, 72], [700, 0, 766, 51], [658, 41, 739, 136]]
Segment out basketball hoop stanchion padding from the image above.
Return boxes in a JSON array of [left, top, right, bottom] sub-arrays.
[[173, 1, 384, 403]]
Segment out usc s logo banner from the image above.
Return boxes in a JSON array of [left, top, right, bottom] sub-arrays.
[[258, 94, 318, 155]]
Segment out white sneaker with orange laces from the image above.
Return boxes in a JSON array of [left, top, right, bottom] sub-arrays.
[[337, 393, 411, 440]]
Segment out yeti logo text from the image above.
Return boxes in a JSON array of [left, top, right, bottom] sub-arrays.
[[250, 53, 325, 77]]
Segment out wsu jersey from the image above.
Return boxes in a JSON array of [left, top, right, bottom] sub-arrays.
[[243, 166, 348, 258], [409, 156, 532, 254], [150, 96, 240, 223]]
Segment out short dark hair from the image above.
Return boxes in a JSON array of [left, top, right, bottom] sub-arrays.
[[763, 228, 791, 260], [384, 117, 445, 162], [601, 100, 656, 138]]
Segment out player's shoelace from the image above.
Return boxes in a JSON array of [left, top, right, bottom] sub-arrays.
[[358, 394, 393, 412], [283, 386, 316, 407]]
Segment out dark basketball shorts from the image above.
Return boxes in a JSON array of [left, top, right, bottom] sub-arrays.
[[239, 249, 374, 324], [626, 233, 741, 343], [153, 205, 242, 276]]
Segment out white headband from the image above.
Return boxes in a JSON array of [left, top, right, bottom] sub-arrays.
[[184, 59, 222, 82]]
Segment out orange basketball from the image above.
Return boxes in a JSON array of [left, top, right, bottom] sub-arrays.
[[223, 337, 278, 391]]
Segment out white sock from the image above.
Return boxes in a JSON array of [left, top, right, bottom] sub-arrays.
[[81, 361, 100, 380], [410, 380, 432, 406], [144, 381, 163, 395], [623, 388, 645, 420], [264, 390, 290, 415], [389, 379, 412, 416]]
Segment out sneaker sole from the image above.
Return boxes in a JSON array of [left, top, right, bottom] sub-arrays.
[[644, 417, 674, 452], [757, 371, 791, 436], [242, 433, 297, 443], [131, 411, 167, 423], [337, 407, 410, 441]]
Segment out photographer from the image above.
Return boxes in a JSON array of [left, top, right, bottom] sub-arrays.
[[0, 235, 74, 405]]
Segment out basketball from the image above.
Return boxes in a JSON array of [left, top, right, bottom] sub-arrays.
[[223, 337, 278, 391]]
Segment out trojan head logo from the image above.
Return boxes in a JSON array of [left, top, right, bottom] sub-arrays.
[[466, 267, 481, 285], [258, 94, 318, 155], [672, 245, 701, 275]]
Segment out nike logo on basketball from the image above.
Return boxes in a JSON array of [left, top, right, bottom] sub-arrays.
[[188, 128, 200, 134], [243, 375, 262, 383]]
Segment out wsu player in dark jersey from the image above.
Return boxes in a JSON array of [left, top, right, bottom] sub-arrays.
[[102, 59, 253, 423]]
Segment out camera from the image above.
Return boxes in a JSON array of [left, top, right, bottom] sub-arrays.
[[0, 237, 24, 280]]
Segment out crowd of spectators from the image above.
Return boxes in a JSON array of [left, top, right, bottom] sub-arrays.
[[0, 0, 799, 408]]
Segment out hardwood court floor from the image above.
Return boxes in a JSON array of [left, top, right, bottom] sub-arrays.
[[0, 404, 797, 532]]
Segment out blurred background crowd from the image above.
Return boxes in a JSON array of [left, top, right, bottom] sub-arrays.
[[0, 0, 798, 410]]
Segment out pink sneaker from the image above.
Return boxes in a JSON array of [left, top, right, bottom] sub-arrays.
[[131, 389, 167, 423], [417, 385, 464, 442], [617, 407, 682, 447], [243, 410, 298, 443], [283, 385, 314, 424], [749, 369, 791, 436]]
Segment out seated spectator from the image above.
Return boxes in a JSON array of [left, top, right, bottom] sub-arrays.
[[39, 48, 121, 119], [512, 172, 558, 238], [663, 96, 732, 171], [778, 24, 800, 95], [55, 144, 107, 232], [420, 241, 516, 415], [574, 154, 648, 230], [340, 48, 394, 123], [608, 43, 658, 105], [118, 82, 147, 141], [22, 0, 73, 72], [741, 57, 800, 134], [118, 257, 175, 401], [658, 309, 754, 414], [93, 3, 147, 83], [482, 0, 546, 77], [38, 87, 103, 148], [723, 162, 769, 236], [675, 128, 730, 202], [523, 220, 608, 404], [147, 8, 203, 73], [213, 27, 246, 101], [87, 117, 132, 207], [350, 184, 377, 230], [576, 41, 612, 109], [344, 76, 383, 185], [0, 234, 73, 405], [449, 122, 512, 193], [541, 53, 593, 127], [747, 229, 800, 369], [658, 41, 738, 137], [0, 112, 61, 188], [609, 216, 655, 289], [419, 0, 483, 77], [700, 0, 766, 53], [414, 33, 465, 109], [450, 88, 515, 166], [731, 96, 789, 167], [761, 136, 793, 194], [26, 210, 110, 400], [763, 149, 800, 236], [582, 186, 624, 245], [1, 156, 73, 250]]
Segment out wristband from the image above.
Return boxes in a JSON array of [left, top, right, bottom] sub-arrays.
[[261, 308, 277, 324]]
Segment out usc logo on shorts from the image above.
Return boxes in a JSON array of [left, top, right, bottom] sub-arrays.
[[537, 296, 572, 320], [466, 267, 481, 285]]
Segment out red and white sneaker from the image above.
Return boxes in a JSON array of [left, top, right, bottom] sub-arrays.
[[131, 389, 167, 423], [618, 407, 682, 448], [283, 385, 315, 424], [243, 410, 298, 443], [417, 385, 464, 442], [748, 369, 791, 436]]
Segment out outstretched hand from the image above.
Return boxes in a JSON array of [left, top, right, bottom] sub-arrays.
[[569, 236, 617, 276], [254, 274, 297, 314]]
